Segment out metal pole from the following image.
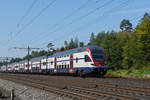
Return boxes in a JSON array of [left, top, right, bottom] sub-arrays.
[[27, 46, 30, 72], [6, 57, 8, 72], [8, 46, 43, 73], [11, 89, 14, 100]]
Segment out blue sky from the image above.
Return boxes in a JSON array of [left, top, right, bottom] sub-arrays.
[[0, 0, 150, 58]]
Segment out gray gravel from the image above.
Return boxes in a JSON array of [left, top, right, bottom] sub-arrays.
[[49, 75, 150, 88], [0, 79, 68, 100]]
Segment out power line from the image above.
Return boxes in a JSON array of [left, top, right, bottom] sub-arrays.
[[29, 0, 113, 45], [29, 0, 93, 44], [10, 46, 43, 72], [32, 2, 115, 48], [4, 0, 57, 47], [15, 0, 57, 37], [39, 0, 132, 48], [17, 0, 39, 27], [0, 0, 39, 47]]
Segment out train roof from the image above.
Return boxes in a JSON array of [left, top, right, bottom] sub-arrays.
[[49, 45, 103, 58], [9, 45, 103, 64], [30, 56, 47, 62]]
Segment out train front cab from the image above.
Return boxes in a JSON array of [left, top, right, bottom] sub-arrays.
[[86, 47, 107, 76]]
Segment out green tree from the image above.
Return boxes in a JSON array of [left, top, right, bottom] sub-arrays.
[[47, 43, 54, 51], [100, 31, 122, 70], [135, 13, 150, 68], [68, 38, 76, 49], [121, 32, 137, 69], [60, 46, 65, 51], [120, 19, 132, 32], [64, 40, 68, 50], [79, 42, 84, 47], [95, 31, 106, 45], [10, 58, 22, 63], [75, 37, 79, 48], [39, 50, 48, 56], [88, 32, 96, 45]]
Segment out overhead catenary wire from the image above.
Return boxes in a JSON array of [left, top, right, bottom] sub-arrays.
[[37, 0, 133, 48], [17, 0, 39, 27], [15, 0, 57, 37], [28, 0, 93, 44], [6, 0, 138, 57], [10, 46, 43, 71], [29, 0, 114, 46], [32, 0, 117, 48], [0, 0, 39, 47], [3, 0, 57, 48]]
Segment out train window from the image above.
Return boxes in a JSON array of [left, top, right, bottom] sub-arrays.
[[92, 54, 104, 62], [91, 48, 104, 54], [76, 57, 78, 63], [67, 64, 69, 68], [64, 64, 66, 69], [15, 66, 18, 68], [85, 55, 92, 62], [51, 61, 53, 65], [43, 62, 47, 65]]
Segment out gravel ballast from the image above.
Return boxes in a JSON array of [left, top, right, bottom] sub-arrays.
[[0, 79, 66, 100]]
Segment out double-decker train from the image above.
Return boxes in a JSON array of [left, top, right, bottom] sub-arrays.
[[0, 46, 107, 77]]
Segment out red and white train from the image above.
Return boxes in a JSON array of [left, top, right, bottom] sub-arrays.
[[0, 46, 107, 77]]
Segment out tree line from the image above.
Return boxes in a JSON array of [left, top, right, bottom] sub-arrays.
[[89, 13, 150, 70]]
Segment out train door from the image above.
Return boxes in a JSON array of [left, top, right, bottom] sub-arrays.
[[46, 59, 48, 72], [40, 60, 42, 73], [31, 61, 32, 73], [70, 54, 74, 73], [54, 57, 57, 73], [23, 63, 25, 72]]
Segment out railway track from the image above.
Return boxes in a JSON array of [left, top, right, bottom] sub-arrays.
[[26, 74, 150, 98], [0, 73, 150, 100], [0, 76, 96, 100]]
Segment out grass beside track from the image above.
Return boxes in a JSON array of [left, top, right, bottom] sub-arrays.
[[107, 68, 150, 78]]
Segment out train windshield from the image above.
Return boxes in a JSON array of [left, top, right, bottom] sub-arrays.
[[91, 48, 104, 62]]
